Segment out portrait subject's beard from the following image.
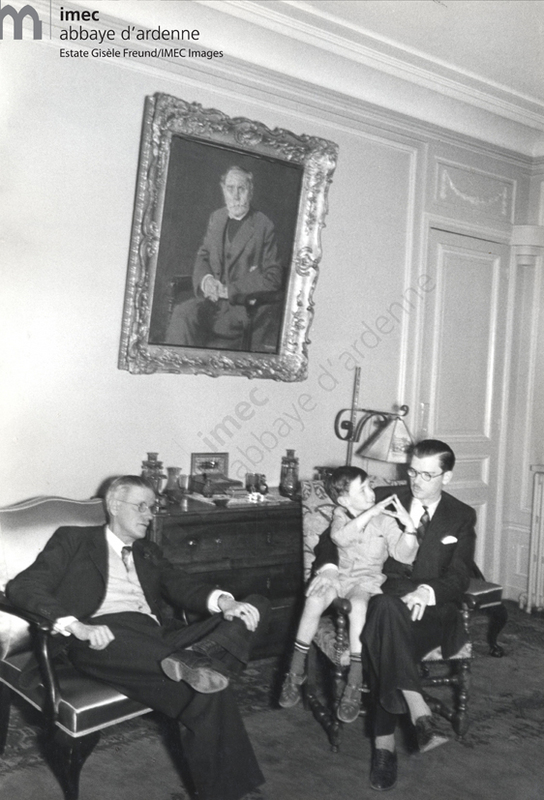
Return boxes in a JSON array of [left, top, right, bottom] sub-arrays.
[[226, 202, 250, 220]]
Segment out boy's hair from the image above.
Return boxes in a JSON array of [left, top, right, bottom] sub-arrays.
[[412, 439, 455, 472], [326, 466, 368, 504]]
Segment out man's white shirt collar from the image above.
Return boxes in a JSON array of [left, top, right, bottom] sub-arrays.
[[410, 495, 441, 521], [105, 526, 130, 557]]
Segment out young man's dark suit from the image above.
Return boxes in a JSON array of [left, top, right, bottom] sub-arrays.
[[7, 526, 269, 800], [313, 487, 476, 728]]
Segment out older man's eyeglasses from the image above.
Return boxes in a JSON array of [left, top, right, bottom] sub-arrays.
[[406, 468, 445, 482], [117, 500, 154, 513]]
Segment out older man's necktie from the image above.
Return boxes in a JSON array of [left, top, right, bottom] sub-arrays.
[[121, 546, 132, 571], [416, 507, 430, 544]]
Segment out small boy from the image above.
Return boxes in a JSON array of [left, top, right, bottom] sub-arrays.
[[279, 466, 418, 723]]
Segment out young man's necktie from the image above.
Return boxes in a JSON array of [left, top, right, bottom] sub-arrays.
[[416, 507, 430, 543]]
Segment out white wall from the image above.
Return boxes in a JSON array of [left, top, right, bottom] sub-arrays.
[[0, 4, 539, 606], [0, 38, 420, 502]]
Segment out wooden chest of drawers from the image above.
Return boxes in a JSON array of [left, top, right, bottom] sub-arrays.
[[150, 498, 303, 658]]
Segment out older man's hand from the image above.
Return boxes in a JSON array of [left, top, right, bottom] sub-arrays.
[[67, 621, 115, 650], [218, 596, 260, 631], [202, 275, 228, 302]]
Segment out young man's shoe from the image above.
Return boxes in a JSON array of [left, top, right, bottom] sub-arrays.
[[370, 749, 397, 791], [414, 715, 449, 753], [278, 672, 306, 708], [160, 650, 230, 693]]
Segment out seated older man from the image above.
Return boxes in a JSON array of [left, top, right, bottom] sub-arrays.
[[7, 475, 270, 800]]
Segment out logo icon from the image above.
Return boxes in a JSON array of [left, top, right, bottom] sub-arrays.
[[0, 2, 42, 39]]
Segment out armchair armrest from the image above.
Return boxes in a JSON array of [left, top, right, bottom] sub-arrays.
[[0, 591, 55, 630], [463, 578, 503, 610], [229, 289, 284, 307], [0, 592, 62, 721]]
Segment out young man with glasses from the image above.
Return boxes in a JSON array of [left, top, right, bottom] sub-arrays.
[[7, 475, 269, 800], [312, 439, 476, 791]]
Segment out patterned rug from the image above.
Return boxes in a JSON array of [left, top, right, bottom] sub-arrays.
[[1, 601, 544, 776], [0, 654, 282, 778]]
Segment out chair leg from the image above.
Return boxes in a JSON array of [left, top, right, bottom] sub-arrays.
[[47, 728, 101, 800], [0, 682, 11, 755], [485, 604, 508, 657], [421, 659, 471, 739], [452, 659, 471, 738], [304, 645, 342, 752]]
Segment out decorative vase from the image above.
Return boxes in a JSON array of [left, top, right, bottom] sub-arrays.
[[165, 467, 184, 496], [279, 449, 299, 499], [141, 452, 166, 495]]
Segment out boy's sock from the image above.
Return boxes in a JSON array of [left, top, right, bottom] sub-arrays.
[[347, 652, 363, 687], [290, 639, 310, 675]]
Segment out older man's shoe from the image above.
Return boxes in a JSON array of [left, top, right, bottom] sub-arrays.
[[370, 749, 397, 791], [161, 650, 229, 693], [414, 715, 449, 753]]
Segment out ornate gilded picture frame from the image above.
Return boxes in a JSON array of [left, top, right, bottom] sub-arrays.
[[118, 92, 338, 381]]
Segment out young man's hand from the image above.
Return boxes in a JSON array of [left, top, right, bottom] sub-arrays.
[[401, 586, 431, 621], [306, 568, 340, 598]]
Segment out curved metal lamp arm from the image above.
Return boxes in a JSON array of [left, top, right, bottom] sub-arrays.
[[334, 404, 409, 443]]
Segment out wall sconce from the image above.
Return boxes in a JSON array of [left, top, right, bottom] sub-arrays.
[[334, 367, 413, 465]]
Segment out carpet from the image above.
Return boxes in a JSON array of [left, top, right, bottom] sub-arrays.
[[1, 601, 544, 799]]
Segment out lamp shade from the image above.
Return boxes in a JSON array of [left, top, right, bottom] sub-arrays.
[[357, 416, 413, 463]]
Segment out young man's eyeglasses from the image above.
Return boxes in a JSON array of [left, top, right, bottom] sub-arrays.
[[406, 468, 445, 482], [117, 500, 154, 513]]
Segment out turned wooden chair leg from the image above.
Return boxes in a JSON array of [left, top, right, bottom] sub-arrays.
[[0, 682, 11, 755], [305, 645, 342, 752], [485, 604, 508, 657], [453, 660, 471, 738], [48, 728, 101, 800]]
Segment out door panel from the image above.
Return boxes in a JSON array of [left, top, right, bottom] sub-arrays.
[[419, 229, 509, 575]]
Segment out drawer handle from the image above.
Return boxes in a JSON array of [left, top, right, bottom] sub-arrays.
[[187, 539, 197, 547], [266, 532, 272, 544], [266, 577, 271, 590], [214, 537, 222, 545]]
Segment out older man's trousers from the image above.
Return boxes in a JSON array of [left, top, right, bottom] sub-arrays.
[[68, 595, 269, 800]]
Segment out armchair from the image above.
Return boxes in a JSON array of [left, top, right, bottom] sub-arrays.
[[0, 496, 152, 800], [300, 478, 507, 752]]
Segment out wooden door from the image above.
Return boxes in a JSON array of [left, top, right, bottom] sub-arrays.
[[418, 228, 510, 577]]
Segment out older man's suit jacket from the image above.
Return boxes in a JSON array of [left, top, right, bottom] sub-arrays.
[[7, 526, 220, 642], [193, 207, 283, 304]]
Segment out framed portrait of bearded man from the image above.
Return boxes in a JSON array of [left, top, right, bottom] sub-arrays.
[[119, 93, 338, 381]]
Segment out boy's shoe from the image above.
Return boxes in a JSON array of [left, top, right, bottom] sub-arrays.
[[337, 683, 362, 723], [278, 671, 306, 708]]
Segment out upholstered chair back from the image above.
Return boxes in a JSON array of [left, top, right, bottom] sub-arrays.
[[0, 496, 105, 658], [300, 480, 335, 581]]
